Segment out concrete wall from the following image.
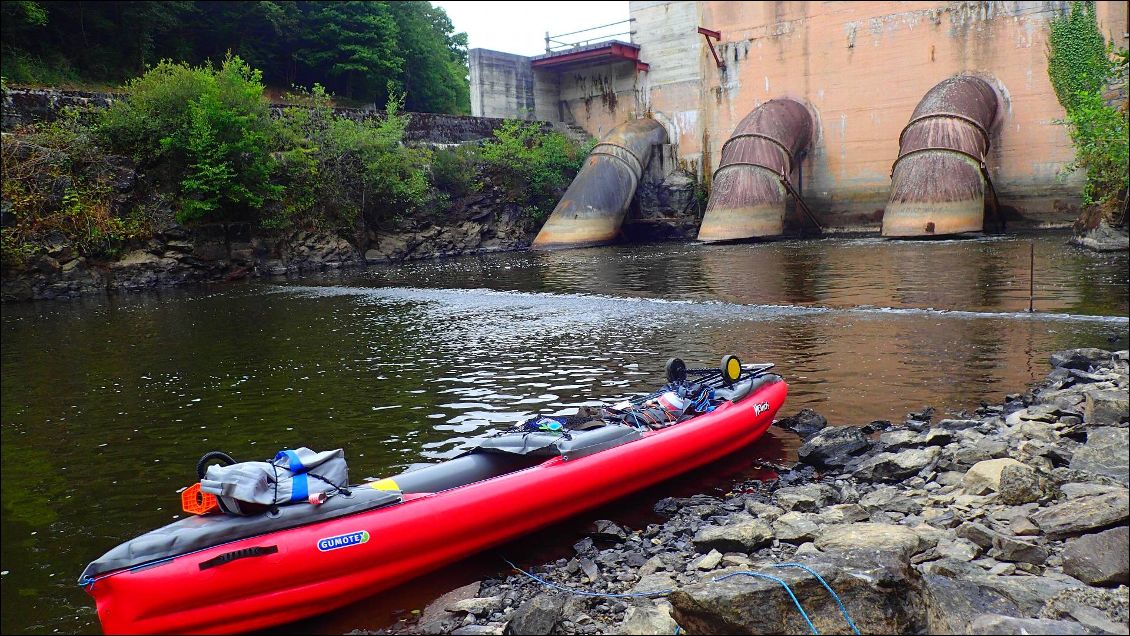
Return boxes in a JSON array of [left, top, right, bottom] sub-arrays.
[[464, 1, 1126, 229], [637, 0, 1117, 228], [469, 49, 538, 119]]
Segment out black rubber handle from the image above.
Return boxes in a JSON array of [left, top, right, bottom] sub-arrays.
[[198, 545, 278, 570]]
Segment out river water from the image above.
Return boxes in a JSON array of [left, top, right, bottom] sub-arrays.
[[1, 234, 1127, 634]]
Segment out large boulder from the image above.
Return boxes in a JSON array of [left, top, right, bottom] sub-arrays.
[[970, 614, 1091, 634], [775, 409, 828, 439], [1061, 526, 1130, 587], [998, 464, 1045, 504], [774, 484, 839, 512], [1030, 490, 1129, 539], [1070, 427, 1130, 484], [504, 593, 565, 635], [919, 575, 1020, 634], [797, 426, 871, 468], [1049, 349, 1114, 371], [691, 515, 773, 553], [1084, 391, 1129, 427], [962, 458, 1027, 495], [669, 552, 920, 635], [853, 447, 940, 483], [814, 523, 923, 560]]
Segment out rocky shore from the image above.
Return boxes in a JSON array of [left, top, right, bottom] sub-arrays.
[[377, 348, 1129, 635]]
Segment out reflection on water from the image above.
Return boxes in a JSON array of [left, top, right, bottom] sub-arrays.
[[1, 233, 1127, 634]]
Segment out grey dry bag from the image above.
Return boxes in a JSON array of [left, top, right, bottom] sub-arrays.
[[200, 447, 348, 515]]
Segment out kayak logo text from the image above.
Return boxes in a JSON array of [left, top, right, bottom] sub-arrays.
[[317, 530, 370, 552], [754, 402, 770, 415]]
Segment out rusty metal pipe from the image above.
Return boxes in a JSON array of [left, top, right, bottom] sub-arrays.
[[883, 75, 999, 237], [532, 119, 667, 249], [697, 99, 814, 241]]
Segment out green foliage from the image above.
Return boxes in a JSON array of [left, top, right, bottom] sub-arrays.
[[269, 85, 431, 230], [1047, 2, 1112, 113], [1, 1, 469, 114], [430, 144, 482, 200], [1047, 2, 1129, 209], [1, 108, 149, 267], [1062, 85, 1129, 206], [99, 55, 279, 223], [478, 121, 594, 220]]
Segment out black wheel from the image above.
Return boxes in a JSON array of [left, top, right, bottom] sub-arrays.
[[720, 354, 742, 386], [196, 451, 238, 480], [665, 357, 687, 383]]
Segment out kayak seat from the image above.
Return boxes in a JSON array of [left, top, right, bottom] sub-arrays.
[[714, 374, 782, 404], [473, 424, 642, 460], [382, 452, 542, 494]]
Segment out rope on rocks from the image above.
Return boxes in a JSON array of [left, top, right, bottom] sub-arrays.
[[502, 558, 673, 598], [773, 563, 861, 635], [712, 571, 818, 635]]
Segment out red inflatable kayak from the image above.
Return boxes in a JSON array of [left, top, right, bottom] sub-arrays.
[[81, 368, 787, 634]]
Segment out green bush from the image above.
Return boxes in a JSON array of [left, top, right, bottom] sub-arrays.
[[1063, 88, 1129, 206], [1, 108, 149, 266], [1048, 3, 1129, 210], [477, 120, 593, 220], [99, 55, 278, 223], [429, 144, 481, 200], [269, 84, 430, 230]]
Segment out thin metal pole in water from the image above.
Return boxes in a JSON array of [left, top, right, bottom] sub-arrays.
[[1028, 240, 1035, 313]]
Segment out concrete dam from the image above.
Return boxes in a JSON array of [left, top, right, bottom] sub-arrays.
[[471, 1, 1129, 244]]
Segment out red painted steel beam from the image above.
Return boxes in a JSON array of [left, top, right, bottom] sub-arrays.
[[698, 27, 725, 69], [532, 42, 644, 70]]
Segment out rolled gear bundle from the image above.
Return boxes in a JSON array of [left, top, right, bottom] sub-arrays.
[[201, 447, 348, 515]]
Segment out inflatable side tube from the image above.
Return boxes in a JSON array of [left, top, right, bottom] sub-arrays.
[[81, 488, 401, 580]]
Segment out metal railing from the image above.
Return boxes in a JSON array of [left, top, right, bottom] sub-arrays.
[[545, 19, 636, 53]]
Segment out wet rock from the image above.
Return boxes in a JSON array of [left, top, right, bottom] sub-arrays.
[[611, 600, 678, 635], [853, 447, 940, 483], [963, 458, 1028, 495], [1071, 427, 1130, 484], [691, 516, 772, 553], [504, 593, 564, 636], [998, 464, 1045, 504], [1061, 526, 1130, 586], [669, 552, 919, 635], [920, 574, 1021, 634], [774, 409, 827, 439], [1030, 490, 1129, 539], [1050, 348, 1114, 371], [969, 614, 1090, 634], [796, 426, 871, 468], [814, 523, 923, 560], [774, 484, 838, 512]]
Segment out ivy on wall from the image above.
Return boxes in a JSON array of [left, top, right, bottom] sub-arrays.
[[1047, 1, 1129, 212]]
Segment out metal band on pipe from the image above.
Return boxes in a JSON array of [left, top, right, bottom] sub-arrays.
[[889, 146, 986, 177], [897, 112, 991, 149], [713, 161, 786, 181], [590, 141, 645, 178], [719, 133, 794, 169]]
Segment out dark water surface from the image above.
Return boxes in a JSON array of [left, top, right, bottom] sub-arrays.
[[2, 234, 1127, 634]]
